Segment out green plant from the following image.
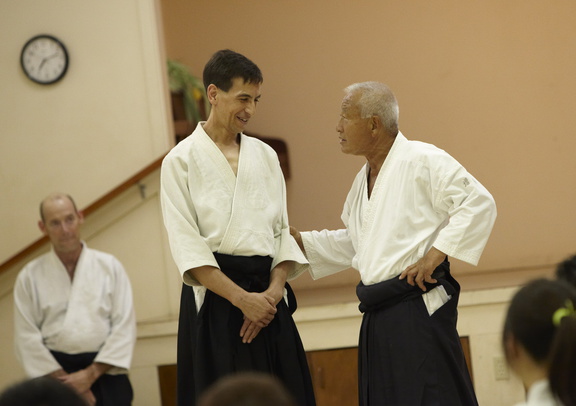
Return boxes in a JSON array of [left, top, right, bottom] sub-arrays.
[[167, 59, 210, 123]]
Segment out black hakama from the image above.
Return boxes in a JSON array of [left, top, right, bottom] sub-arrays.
[[177, 253, 316, 406], [50, 351, 133, 405], [356, 260, 478, 406]]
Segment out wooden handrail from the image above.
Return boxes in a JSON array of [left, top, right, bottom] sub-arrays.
[[0, 155, 166, 275]]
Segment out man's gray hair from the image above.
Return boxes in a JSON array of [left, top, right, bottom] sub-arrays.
[[39, 193, 78, 222], [345, 81, 399, 135]]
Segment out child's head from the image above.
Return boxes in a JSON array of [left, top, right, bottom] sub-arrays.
[[503, 278, 576, 406]]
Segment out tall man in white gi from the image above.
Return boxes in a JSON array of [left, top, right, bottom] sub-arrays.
[[13, 193, 136, 406], [160, 49, 315, 406], [291, 82, 497, 406]]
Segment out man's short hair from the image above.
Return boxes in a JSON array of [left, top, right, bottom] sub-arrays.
[[203, 49, 263, 92], [0, 377, 87, 406], [345, 81, 399, 135], [198, 372, 296, 406], [39, 193, 78, 222]]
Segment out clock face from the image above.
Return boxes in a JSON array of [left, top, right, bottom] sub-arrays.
[[20, 35, 69, 85]]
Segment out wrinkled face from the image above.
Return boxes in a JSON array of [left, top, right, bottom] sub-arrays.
[[336, 92, 372, 156], [39, 197, 83, 254], [212, 77, 261, 135]]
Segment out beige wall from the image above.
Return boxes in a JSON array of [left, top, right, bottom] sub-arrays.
[[2, 0, 576, 405], [0, 0, 172, 264], [161, 0, 576, 286]]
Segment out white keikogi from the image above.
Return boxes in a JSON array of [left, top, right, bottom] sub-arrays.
[[302, 132, 497, 284], [13, 243, 136, 378], [160, 123, 307, 310]]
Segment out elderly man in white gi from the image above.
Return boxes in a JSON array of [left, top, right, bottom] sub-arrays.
[[13, 193, 136, 406], [291, 82, 497, 406]]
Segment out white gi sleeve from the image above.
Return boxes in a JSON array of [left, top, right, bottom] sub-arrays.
[[93, 258, 136, 373], [301, 228, 356, 280], [432, 164, 497, 265], [270, 159, 309, 280], [160, 152, 219, 285], [13, 269, 62, 377]]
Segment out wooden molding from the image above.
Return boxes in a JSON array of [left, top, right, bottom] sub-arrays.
[[0, 155, 165, 276]]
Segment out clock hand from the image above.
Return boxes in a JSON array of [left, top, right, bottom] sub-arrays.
[[38, 58, 48, 72], [38, 53, 58, 72]]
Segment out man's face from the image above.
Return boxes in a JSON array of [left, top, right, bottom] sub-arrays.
[[336, 92, 372, 156], [213, 77, 262, 135], [39, 197, 83, 254]]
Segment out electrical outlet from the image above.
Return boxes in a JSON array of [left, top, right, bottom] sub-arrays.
[[493, 356, 509, 380]]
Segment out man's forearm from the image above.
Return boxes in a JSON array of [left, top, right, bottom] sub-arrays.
[[424, 247, 447, 270], [85, 362, 112, 381], [267, 261, 292, 304], [189, 265, 276, 325], [47, 368, 68, 379], [188, 265, 247, 308], [289, 227, 306, 254]]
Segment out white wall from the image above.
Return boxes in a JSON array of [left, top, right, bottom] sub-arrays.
[[0, 0, 172, 264]]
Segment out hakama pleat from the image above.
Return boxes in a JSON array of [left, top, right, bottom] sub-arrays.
[[177, 254, 316, 406], [356, 261, 477, 406]]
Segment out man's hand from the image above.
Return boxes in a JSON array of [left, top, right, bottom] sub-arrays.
[[238, 261, 291, 343], [238, 293, 276, 344], [58, 369, 94, 395], [236, 291, 277, 328], [81, 390, 97, 406], [58, 363, 111, 400], [49, 369, 94, 405], [56, 370, 95, 405], [289, 226, 305, 253], [240, 317, 262, 344], [237, 293, 276, 344], [399, 247, 446, 291], [239, 281, 288, 343]]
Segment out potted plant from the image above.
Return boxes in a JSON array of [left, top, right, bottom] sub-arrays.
[[167, 59, 210, 129]]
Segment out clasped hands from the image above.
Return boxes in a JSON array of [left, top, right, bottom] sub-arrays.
[[51, 368, 97, 406], [238, 287, 283, 344]]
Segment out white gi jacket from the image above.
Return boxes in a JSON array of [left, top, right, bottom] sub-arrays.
[[514, 380, 563, 406], [160, 123, 308, 309], [13, 243, 136, 378], [302, 132, 497, 286]]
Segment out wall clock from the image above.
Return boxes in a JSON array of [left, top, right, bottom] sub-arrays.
[[20, 34, 69, 85]]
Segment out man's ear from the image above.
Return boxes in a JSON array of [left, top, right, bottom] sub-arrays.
[[38, 220, 47, 235], [370, 115, 381, 134], [77, 211, 85, 224], [207, 84, 218, 105]]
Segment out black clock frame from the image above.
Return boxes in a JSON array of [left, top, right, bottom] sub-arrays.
[[20, 34, 69, 85]]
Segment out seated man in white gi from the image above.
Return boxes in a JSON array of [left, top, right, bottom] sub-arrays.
[[291, 82, 497, 406], [13, 193, 136, 406]]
